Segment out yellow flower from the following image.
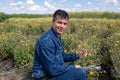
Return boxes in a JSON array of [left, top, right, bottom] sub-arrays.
[[114, 44, 118, 46], [88, 60, 94, 64], [83, 43, 87, 47], [25, 43, 28, 46], [64, 49, 67, 53], [71, 50, 74, 52], [118, 60, 120, 64], [78, 44, 81, 48], [1, 34, 5, 37], [88, 53, 92, 56], [116, 41, 119, 43], [89, 71, 94, 76]]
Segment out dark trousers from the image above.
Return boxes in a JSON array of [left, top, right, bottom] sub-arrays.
[[33, 68, 86, 80], [32, 78, 47, 80], [48, 68, 86, 80]]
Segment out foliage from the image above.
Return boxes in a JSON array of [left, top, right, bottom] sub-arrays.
[[69, 11, 120, 19], [0, 31, 35, 68], [0, 12, 9, 22], [13, 35, 34, 68], [0, 16, 120, 79], [4, 18, 51, 35], [62, 33, 79, 52], [96, 26, 120, 79], [0, 31, 21, 59]]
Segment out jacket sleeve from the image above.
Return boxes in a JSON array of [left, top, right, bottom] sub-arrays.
[[37, 39, 75, 76], [62, 52, 79, 62]]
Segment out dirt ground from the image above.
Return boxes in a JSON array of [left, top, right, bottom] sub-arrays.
[[0, 59, 32, 80]]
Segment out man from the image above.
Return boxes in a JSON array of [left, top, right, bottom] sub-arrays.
[[32, 9, 87, 80]]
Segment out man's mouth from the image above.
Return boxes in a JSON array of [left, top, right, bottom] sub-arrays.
[[57, 27, 63, 32]]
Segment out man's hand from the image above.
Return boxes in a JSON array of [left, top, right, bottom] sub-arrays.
[[75, 65, 81, 68], [76, 48, 87, 57]]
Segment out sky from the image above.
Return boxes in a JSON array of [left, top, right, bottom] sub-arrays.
[[0, 0, 120, 14]]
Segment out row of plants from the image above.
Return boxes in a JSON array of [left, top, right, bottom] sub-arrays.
[[0, 17, 120, 79], [1, 18, 119, 35]]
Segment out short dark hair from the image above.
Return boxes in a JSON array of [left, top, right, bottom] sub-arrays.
[[53, 9, 69, 21]]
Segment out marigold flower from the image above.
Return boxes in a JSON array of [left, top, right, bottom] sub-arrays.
[[89, 71, 94, 76]]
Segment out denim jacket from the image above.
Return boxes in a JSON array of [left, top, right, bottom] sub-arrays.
[[32, 28, 79, 78]]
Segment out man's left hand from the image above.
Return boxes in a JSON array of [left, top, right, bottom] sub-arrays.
[[76, 48, 87, 57]]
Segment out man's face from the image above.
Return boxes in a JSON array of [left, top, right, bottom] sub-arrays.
[[52, 16, 69, 37]]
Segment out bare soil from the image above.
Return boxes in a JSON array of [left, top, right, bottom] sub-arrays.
[[0, 59, 32, 80]]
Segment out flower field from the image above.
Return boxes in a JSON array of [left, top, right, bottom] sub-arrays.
[[0, 12, 120, 80]]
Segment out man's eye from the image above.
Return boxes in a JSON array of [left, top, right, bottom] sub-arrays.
[[64, 23, 67, 25]]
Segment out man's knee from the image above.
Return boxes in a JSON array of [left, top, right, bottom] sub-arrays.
[[78, 68, 86, 76], [72, 68, 86, 80], [76, 68, 86, 78]]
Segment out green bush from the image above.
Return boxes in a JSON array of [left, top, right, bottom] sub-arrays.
[[107, 33, 120, 78], [62, 33, 79, 52], [0, 31, 35, 68], [96, 26, 120, 80], [13, 37, 34, 68], [0, 31, 21, 59], [0, 12, 9, 22]]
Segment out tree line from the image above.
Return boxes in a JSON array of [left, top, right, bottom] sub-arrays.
[[0, 11, 120, 22]]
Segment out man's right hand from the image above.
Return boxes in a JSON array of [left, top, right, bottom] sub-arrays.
[[75, 65, 81, 68]]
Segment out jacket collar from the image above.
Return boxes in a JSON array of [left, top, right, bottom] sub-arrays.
[[50, 28, 61, 42]]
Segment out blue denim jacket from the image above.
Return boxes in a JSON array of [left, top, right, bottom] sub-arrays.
[[32, 28, 79, 78]]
